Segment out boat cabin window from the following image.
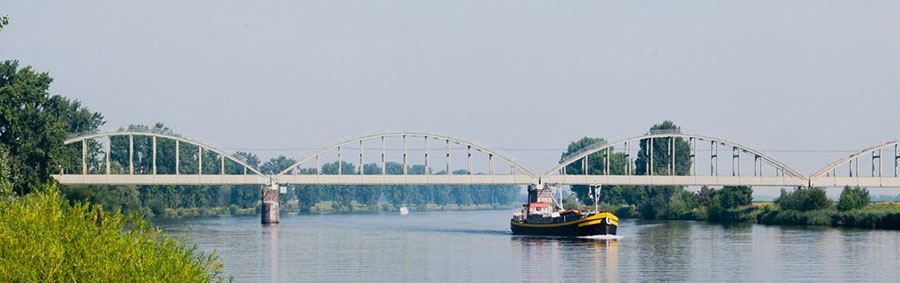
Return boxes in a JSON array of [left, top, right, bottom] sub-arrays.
[[527, 203, 549, 215]]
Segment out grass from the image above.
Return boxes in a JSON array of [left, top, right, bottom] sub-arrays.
[[0, 185, 229, 282]]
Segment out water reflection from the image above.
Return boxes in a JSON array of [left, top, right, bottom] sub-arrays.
[[511, 236, 619, 281], [263, 224, 278, 282]]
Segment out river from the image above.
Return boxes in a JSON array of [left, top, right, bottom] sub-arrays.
[[155, 209, 900, 282]]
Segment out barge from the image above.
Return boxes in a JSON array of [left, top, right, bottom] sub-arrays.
[[510, 185, 617, 237]]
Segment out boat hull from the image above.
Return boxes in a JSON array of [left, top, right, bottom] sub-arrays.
[[510, 213, 617, 237]]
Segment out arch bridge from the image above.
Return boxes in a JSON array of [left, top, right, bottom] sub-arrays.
[[51, 130, 267, 185], [51, 129, 900, 189], [272, 133, 537, 185], [540, 131, 807, 187]]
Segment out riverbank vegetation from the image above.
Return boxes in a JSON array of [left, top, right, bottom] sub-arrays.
[[0, 185, 228, 281]]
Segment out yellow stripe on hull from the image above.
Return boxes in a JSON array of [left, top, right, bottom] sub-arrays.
[[577, 218, 618, 227]]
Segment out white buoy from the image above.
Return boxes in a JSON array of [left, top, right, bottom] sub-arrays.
[[399, 206, 409, 215]]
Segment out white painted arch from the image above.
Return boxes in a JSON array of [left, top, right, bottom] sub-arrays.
[[276, 132, 537, 179], [545, 133, 805, 179], [62, 131, 266, 177]]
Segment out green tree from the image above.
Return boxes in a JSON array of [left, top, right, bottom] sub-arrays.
[[696, 186, 714, 206], [260, 155, 296, 175], [838, 186, 870, 211], [0, 61, 104, 194], [60, 185, 141, 213], [776, 187, 833, 211], [634, 121, 691, 176], [705, 186, 752, 221], [354, 185, 382, 210], [638, 186, 679, 219], [662, 190, 696, 219], [0, 15, 8, 31], [720, 186, 753, 207]]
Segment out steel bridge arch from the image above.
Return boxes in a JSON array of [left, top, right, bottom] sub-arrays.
[[542, 133, 806, 186], [54, 131, 267, 184], [810, 140, 900, 178], [809, 140, 900, 187], [273, 132, 537, 184]]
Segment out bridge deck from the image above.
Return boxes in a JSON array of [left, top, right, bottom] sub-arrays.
[[272, 175, 537, 185], [540, 175, 808, 187], [809, 177, 900, 188], [51, 174, 269, 185]]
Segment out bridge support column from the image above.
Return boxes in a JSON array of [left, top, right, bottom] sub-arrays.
[[261, 185, 280, 225]]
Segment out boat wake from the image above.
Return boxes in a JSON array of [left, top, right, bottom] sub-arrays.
[[578, 234, 623, 240], [510, 234, 622, 241]]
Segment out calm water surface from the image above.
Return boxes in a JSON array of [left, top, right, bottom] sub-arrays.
[[155, 209, 900, 282]]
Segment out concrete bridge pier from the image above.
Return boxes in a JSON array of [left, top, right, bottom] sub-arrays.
[[261, 185, 280, 225]]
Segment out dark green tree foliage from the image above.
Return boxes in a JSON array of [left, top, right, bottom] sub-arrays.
[[354, 185, 382, 210], [696, 186, 714, 207], [661, 190, 697, 219], [707, 186, 752, 221], [838, 186, 870, 211], [719, 186, 752, 207], [260, 156, 296, 175], [634, 121, 691, 176], [638, 186, 681, 219], [0, 61, 104, 194], [60, 185, 142, 213], [776, 187, 833, 211]]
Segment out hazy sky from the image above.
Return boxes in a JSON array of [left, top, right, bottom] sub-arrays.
[[2, 1, 900, 194]]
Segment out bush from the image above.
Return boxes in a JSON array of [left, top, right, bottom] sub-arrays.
[[148, 198, 166, 216], [805, 210, 834, 226], [775, 187, 833, 211], [0, 185, 227, 281], [692, 206, 709, 220], [838, 186, 870, 211], [772, 210, 806, 225], [661, 191, 697, 220], [757, 208, 835, 226]]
